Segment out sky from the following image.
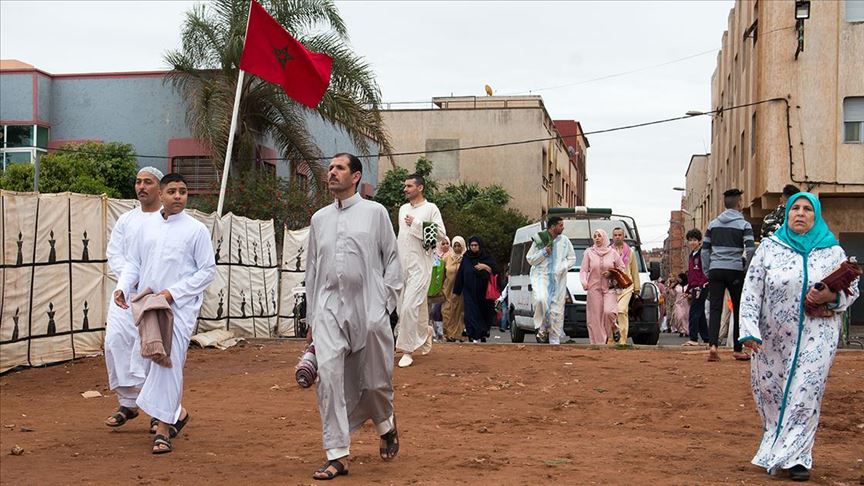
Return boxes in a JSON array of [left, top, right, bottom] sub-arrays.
[[0, 0, 735, 248]]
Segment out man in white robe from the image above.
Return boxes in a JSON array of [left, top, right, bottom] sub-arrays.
[[114, 173, 216, 454], [103, 167, 163, 428], [526, 216, 577, 345], [395, 174, 446, 367], [306, 153, 403, 480]]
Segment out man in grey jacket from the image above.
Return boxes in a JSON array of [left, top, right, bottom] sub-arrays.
[[701, 188, 755, 362]]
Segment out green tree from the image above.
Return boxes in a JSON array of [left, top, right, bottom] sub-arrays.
[[164, 0, 392, 185], [441, 201, 529, 269], [0, 142, 138, 198], [0, 163, 35, 192]]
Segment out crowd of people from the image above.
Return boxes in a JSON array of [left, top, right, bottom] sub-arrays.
[[97, 155, 858, 482]]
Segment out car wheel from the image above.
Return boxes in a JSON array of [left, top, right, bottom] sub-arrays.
[[510, 321, 525, 343]]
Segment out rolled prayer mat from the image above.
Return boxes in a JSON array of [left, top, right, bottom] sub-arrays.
[[295, 344, 318, 388]]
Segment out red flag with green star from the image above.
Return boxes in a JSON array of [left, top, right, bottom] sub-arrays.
[[239, 0, 332, 108]]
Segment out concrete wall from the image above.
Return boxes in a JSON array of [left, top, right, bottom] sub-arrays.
[[0, 73, 33, 121], [49, 75, 191, 175], [380, 101, 580, 219], [703, 0, 864, 235]]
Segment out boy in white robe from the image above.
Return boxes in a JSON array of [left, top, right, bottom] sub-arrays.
[[103, 167, 163, 428], [395, 174, 446, 367], [306, 153, 404, 480], [114, 173, 216, 454]]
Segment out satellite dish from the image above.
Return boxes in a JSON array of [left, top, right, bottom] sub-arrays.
[[484, 84, 494, 96]]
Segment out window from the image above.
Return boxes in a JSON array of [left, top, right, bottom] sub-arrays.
[[843, 97, 864, 143], [172, 156, 218, 193], [846, 0, 864, 22], [1, 124, 47, 170], [6, 125, 33, 148], [751, 112, 757, 154]]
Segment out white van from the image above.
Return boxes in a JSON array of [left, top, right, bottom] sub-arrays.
[[507, 207, 661, 344]]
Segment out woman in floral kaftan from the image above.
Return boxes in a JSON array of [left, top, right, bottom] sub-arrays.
[[738, 192, 859, 481]]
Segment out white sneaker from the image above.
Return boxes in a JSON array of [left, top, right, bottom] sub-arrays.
[[398, 354, 414, 368]]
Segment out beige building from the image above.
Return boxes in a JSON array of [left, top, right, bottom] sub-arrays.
[[692, 0, 864, 234], [683, 154, 711, 230], [378, 96, 587, 218], [688, 0, 864, 323]]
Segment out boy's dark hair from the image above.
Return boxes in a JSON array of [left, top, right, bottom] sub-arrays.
[[406, 173, 425, 191], [782, 184, 800, 199], [724, 194, 741, 209], [547, 216, 563, 227], [159, 173, 187, 187], [685, 229, 702, 241]]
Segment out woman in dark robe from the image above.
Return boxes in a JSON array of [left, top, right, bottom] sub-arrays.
[[453, 236, 498, 342]]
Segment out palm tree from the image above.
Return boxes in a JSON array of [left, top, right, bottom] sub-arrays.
[[164, 0, 392, 181]]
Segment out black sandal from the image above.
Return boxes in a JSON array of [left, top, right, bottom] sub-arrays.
[[152, 434, 172, 454], [312, 459, 348, 480], [105, 406, 139, 428], [169, 412, 190, 438], [379, 416, 399, 461]]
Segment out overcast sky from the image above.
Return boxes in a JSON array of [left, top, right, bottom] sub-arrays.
[[1, 0, 735, 248]]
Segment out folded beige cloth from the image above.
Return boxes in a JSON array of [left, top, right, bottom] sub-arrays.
[[131, 288, 174, 368]]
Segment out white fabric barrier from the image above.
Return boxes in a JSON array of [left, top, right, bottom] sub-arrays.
[[0, 190, 284, 374], [277, 227, 310, 337]]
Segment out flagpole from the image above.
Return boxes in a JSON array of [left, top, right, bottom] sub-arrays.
[[217, 0, 255, 217], [216, 68, 246, 216]]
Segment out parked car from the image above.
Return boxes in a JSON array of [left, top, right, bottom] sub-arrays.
[[507, 207, 661, 344]]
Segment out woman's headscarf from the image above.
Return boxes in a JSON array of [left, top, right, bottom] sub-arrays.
[[465, 235, 496, 267], [436, 237, 451, 259], [773, 192, 838, 255], [450, 236, 466, 262], [588, 228, 612, 256]]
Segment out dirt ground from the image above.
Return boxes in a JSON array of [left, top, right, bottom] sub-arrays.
[[1, 341, 862, 485]]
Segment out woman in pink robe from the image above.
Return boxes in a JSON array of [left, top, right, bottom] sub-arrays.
[[672, 272, 690, 336], [579, 229, 625, 344]]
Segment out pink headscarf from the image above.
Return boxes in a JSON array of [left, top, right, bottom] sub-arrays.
[[588, 229, 612, 256]]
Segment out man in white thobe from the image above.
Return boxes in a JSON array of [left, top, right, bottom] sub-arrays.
[[526, 216, 577, 345], [306, 153, 403, 480], [115, 173, 216, 454], [103, 167, 164, 429], [395, 174, 446, 368]]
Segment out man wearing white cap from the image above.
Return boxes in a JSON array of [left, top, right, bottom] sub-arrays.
[[102, 167, 165, 430]]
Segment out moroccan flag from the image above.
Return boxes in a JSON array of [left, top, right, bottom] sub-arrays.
[[239, 0, 332, 108]]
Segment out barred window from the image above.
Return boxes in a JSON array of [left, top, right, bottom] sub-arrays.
[[171, 156, 218, 193]]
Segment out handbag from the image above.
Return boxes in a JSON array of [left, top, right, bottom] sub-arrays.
[[427, 256, 445, 299], [485, 273, 501, 300], [608, 268, 633, 289], [804, 257, 862, 317]]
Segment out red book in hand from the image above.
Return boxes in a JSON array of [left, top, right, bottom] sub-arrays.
[[239, 0, 333, 108]]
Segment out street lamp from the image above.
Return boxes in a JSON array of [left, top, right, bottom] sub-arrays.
[[685, 110, 706, 117], [795, 0, 811, 20], [672, 186, 686, 192], [795, 0, 810, 59]]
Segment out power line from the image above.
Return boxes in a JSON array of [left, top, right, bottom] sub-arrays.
[[381, 46, 719, 103], [37, 98, 780, 163], [499, 48, 718, 95]]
